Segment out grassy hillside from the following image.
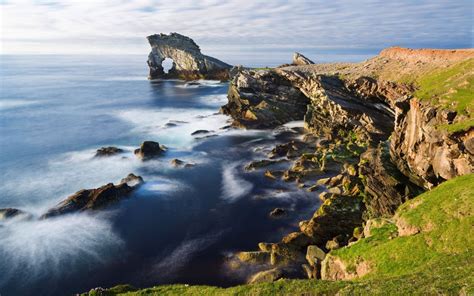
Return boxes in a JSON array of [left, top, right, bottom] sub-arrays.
[[84, 174, 474, 296], [413, 58, 474, 132]]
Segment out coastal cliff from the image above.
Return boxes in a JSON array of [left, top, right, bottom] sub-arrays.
[[147, 33, 231, 80]]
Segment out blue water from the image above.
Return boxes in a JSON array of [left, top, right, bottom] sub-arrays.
[[0, 55, 325, 295]]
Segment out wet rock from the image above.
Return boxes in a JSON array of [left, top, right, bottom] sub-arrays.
[[95, 146, 124, 157], [41, 174, 144, 219], [147, 33, 231, 80], [258, 242, 273, 252], [170, 158, 185, 167], [191, 129, 212, 136], [0, 208, 31, 221], [245, 159, 285, 171], [269, 207, 286, 218], [134, 141, 166, 160]]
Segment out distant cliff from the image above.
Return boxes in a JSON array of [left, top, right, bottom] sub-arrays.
[[146, 33, 231, 80]]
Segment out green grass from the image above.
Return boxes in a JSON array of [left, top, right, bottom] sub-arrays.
[[413, 58, 474, 132], [84, 175, 474, 295]]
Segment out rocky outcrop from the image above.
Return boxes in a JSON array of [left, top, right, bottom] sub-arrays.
[[359, 144, 423, 217], [41, 174, 144, 218], [293, 52, 314, 65], [0, 208, 31, 221], [134, 141, 166, 160], [221, 69, 310, 128], [390, 98, 473, 188], [147, 33, 231, 80], [321, 255, 371, 280], [95, 146, 124, 157]]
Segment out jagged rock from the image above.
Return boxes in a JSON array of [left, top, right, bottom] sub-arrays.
[[306, 245, 326, 267], [269, 208, 286, 218], [270, 243, 306, 266], [147, 33, 231, 80], [170, 159, 185, 167], [41, 174, 144, 218], [0, 208, 31, 221], [221, 69, 310, 128], [245, 159, 285, 171], [390, 98, 473, 188], [134, 141, 166, 160], [258, 242, 273, 252], [95, 146, 124, 157], [292, 52, 314, 65], [299, 195, 364, 247], [359, 144, 423, 217], [282, 232, 314, 248]]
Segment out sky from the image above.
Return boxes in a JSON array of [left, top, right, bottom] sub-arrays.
[[0, 0, 472, 59]]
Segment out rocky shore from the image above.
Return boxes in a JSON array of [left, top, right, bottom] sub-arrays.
[[221, 47, 473, 283]]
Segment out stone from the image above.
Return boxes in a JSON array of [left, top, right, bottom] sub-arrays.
[[258, 242, 273, 252], [248, 268, 284, 284], [282, 232, 313, 248], [301, 264, 316, 279], [269, 208, 286, 218], [95, 146, 124, 157], [147, 33, 231, 80], [270, 243, 306, 266], [292, 52, 315, 65], [41, 174, 144, 219], [170, 158, 185, 167], [306, 245, 326, 267], [191, 130, 212, 136], [134, 141, 166, 160], [236, 251, 270, 265], [321, 254, 371, 280], [0, 208, 31, 221], [363, 218, 390, 238]]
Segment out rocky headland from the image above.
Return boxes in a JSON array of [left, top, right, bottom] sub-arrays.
[[78, 43, 472, 295]]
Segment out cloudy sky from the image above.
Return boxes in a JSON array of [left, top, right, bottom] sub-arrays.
[[0, 0, 472, 57]]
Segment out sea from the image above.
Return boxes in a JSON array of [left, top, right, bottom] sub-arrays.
[[0, 52, 374, 295]]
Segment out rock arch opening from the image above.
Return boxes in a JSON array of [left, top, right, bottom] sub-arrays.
[[162, 58, 174, 74]]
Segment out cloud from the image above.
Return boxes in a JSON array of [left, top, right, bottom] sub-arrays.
[[0, 0, 472, 56]]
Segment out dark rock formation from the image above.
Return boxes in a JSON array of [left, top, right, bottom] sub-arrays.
[[41, 174, 144, 218], [191, 129, 212, 136], [0, 208, 31, 221], [292, 52, 314, 65], [359, 144, 423, 217], [134, 141, 166, 160], [147, 33, 231, 80], [221, 69, 310, 128], [95, 146, 124, 157], [269, 208, 286, 218]]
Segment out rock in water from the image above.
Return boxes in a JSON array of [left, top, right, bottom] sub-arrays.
[[41, 174, 144, 219], [0, 208, 32, 221], [95, 146, 124, 157], [292, 52, 314, 65], [134, 141, 166, 160], [147, 33, 232, 80], [269, 208, 286, 218]]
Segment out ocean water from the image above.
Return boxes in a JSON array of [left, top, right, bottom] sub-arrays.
[[0, 55, 331, 295]]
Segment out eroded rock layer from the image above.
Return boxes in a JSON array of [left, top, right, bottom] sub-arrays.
[[147, 33, 231, 80]]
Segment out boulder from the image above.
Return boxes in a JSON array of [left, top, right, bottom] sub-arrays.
[[248, 268, 284, 284], [270, 243, 306, 266], [147, 33, 231, 80], [41, 174, 144, 218], [292, 52, 315, 65], [134, 141, 166, 160], [269, 208, 286, 218], [191, 130, 212, 136], [236, 251, 270, 265], [95, 146, 124, 157], [170, 158, 185, 167], [0, 208, 31, 221], [305, 245, 326, 267]]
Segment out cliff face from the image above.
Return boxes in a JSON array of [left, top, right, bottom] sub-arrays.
[[223, 47, 473, 211], [147, 33, 231, 80]]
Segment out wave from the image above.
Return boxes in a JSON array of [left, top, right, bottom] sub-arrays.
[[0, 213, 123, 287], [0, 99, 40, 111], [221, 162, 253, 202]]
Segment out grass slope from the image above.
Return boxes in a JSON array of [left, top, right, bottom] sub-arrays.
[[85, 174, 474, 296]]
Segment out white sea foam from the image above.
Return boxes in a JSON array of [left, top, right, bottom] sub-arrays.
[[0, 213, 123, 286], [103, 76, 147, 81], [0, 99, 40, 111], [221, 162, 253, 202]]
